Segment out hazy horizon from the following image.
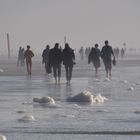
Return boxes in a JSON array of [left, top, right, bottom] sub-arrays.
[[0, 0, 140, 54]]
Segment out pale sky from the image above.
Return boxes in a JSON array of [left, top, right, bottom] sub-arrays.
[[0, 0, 140, 54]]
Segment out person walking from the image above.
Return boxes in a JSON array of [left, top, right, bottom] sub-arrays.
[[62, 43, 75, 85], [24, 45, 34, 75], [88, 44, 100, 76], [79, 46, 84, 60], [49, 43, 62, 84], [42, 45, 51, 74], [21, 47, 25, 66], [101, 40, 115, 79], [17, 46, 23, 66], [121, 48, 125, 59]]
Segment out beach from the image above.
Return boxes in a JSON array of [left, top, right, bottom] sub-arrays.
[[0, 53, 140, 140]]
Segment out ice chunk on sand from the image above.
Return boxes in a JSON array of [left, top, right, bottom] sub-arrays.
[[33, 96, 55, 105], [93, 94, 108, 103], [120, 80, 128, 83], [0, 135, 6, 140], [127, 87, 134, 91], [67, 91, 94, 103], [18, 114, 35, 122], [67, 91, 107, 103]]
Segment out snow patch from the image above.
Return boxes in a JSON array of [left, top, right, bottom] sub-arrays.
[[120, 80, 128, 83], [127, 87, 134, 91], [33, 96, 55, 105], [18, 114, 35, 122], [67, 91, 107, 104], [0, 135, 6, 140]]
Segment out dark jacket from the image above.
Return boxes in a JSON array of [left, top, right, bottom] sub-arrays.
[[42, 48, 50, 63], [88, 48, 100, 64], [62, 47, 75, 66], [49, 47, 62, 66], [101, 45, 114, 61]]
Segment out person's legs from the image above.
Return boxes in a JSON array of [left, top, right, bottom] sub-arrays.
[[105, 67, 108, 78], [20, 58, 22, 66], [45, 62, 47, 73], [104, 59, 112, 79], [69, 65, 73, 82], [108, 69, 111, 80], [93, 62, 97, 77], [103, 60, 108, 78], [17, 57, 22, 66], [108, 60, 112, 80], [96, 60, 100, 76], [21, 58, 24, 66], [95, 67, 98, 77], [65, 65, 69, 82], [26, 61, 29, 74], [108, 63, 112, 80], [58, 64, 61, 84], [29, 61, 32, 75], [46, 62, 52, 74], [53, 65, 57, 83]]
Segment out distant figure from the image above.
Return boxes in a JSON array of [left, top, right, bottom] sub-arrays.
[[42, 45, 51, 74], [21, 48, 25, 66], [114, 48, 119, 59], [49, 43, 62, 84], [17, 46, 23, 66], [88, 44, 100, 76], [24, 45, 34, 75], [85, 47, 91, 59], [121, 48, 125, 59], [79, 46, 84, 60], [101, 40, 115, 79], [62, 43, 75, 84]]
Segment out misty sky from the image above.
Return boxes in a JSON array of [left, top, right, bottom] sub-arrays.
[[0, 0, 140, 54]]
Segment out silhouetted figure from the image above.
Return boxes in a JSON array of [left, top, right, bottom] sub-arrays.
[[24, 45, 34, 75], [121, 48, 125, 59], [101, 40, 115, 79], [21, 48, 25, 66], [17, 46, 23, 66], [95, 44, 101, 57], [85, 47, 91, 59], [114, 48, 119, 59], [42, 45, 51, 74], [88, 44, 100, 76], [79, 46, 84, 60], [49, 43, 62, 84], [62, 43, 75, 85]]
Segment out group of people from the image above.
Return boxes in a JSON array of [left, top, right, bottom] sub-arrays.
[[19, 40, 115, 83], [113, 47, 125, 59], [42, 43, 75, 84], [43, 40, 115, 81], [88, 40, 115, 79]]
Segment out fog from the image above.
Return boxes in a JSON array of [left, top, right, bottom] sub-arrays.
[[0, 0, 140, 55]]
